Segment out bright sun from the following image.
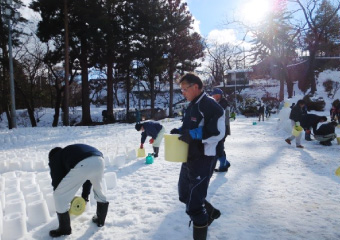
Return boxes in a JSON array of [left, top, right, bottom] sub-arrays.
[[241, 0, 271, 24]]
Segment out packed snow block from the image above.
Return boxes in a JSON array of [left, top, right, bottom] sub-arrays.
[[4, 178, 20, 194], [33, 159, 47, 171], [104, 156, 111, 167], [8, 161, 21, 171], [104, 172, 117, 190], [5, 198, 26, 216], [20, 175, 36, 191], [45, 192, 55, 216], [22, 184, 40, 196], [2, 212, 27, 240], [126, 148, 137, 161], [27, 199, 50, 227], [6, 192, 24, 202], [25, 192, 44, 204], [0, 160, 9, 172], [21, 160, 34, 171], [113, 155, 126, 168]]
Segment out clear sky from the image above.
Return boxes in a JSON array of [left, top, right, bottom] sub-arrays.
[[185, 0, 275, 41], [185, 0, 240, 36]]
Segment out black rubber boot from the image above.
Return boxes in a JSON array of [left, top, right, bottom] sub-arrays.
[[204, 200, 221, 226], [153, 147, 159, 158], [193, 224, 208, 240], [49, 212, 72, 237], [92, 202, 109, 227]]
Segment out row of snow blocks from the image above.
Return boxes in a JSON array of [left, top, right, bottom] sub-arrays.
[[103, 147, 138, 168], [0, 156, 47, 173], [0, 172, 53, 240]]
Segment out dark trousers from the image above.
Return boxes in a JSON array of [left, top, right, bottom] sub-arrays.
[[178, 155, 217, 226]]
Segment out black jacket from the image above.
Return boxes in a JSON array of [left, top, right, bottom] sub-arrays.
[[289, 104, 305, 122], [49, 144, 103, 190], [300, 114, 323, 134], [181, 92, 224, 158], [315, 123, 336, 136]]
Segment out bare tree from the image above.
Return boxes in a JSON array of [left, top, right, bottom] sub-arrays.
[[290, 0, 340, 93]]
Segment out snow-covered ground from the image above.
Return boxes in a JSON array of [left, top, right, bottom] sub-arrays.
[[0, 112, 340, 240], [0, 70, 340, 240]]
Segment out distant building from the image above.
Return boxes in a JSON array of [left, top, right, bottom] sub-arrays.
[[226, 69, 252, 86]]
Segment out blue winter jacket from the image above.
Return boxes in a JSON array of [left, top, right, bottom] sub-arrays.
[[141, 121, 163, 143]]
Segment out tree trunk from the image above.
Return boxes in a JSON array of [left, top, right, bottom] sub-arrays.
[[306, 52, 317, 94], [168, 61, 174, 117], [16, 86, 37, 127], [149, 70, 155, 118], [126, 67, 131, 122], [106, 58, 114, 122], [52, 87, 62, 127], [63, 0, 70, 126], [80, 37, 92, 125]]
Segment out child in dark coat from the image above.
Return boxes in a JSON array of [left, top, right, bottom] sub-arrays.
[[135, 121, 165, 158]]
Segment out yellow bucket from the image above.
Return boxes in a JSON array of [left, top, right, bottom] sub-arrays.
[[137, 148, 146, 157], [335, 166, 340, 177], [284, 102, 290, 108], [292, 125, 303, 137], [337, 137, 340, 145], [69, 196, 86, 216], [164, 134, 188, 162]]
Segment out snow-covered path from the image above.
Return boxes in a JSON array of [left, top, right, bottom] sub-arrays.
[[0, 116, 340, 240]]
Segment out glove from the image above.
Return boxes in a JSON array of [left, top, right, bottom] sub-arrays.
[[305, 129, 311, 134], [149, 138, 154, 144], [140, 143, 144, 149], [170, 128, 180, 134], [178, 130, 193, 144]]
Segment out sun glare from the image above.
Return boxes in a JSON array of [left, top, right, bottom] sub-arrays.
[[241, 0, 271, 24]]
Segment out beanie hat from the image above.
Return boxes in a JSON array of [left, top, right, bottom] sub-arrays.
[[135, 123, 143, 131], [211, 88, 223, 96]]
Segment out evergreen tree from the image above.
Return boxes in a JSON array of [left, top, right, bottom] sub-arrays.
[[164, 0, 204, 117]]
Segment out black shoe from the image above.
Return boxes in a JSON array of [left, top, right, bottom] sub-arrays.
[[204, 200, 221, 226], [92, 202, 109, 227], [193, 224, 208, 240], [321, 141, 332, 146], [49, 212, 72, 237], [153, 147, 159, 158], [214, 163, 230, 173]]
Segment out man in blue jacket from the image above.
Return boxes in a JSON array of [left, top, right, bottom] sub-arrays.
[[211, 88, 231, 173], [170, 73, 225, 240], [48, 144, 109, 237], [135, 121, 165, 158]]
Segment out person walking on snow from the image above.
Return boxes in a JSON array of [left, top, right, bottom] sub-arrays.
[[135, 121, 165, 158], [285, 100, 306, 148], [170, 73, 225, 240], [48, 144, 109, 238], [211, 88, 231, 173]]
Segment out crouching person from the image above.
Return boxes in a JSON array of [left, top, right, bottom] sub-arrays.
[[314, 121, 338, 146], [48, 144, 109, 237]]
